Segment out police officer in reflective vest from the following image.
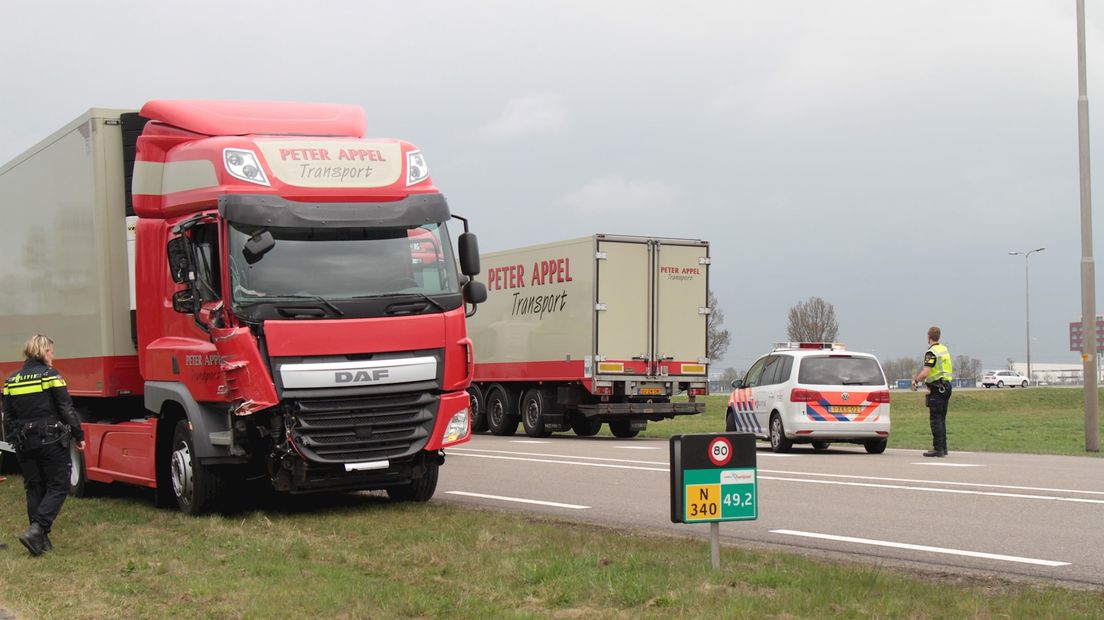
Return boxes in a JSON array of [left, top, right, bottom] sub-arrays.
[[1, 334, 85, 556], [911, 326, 953, 457]]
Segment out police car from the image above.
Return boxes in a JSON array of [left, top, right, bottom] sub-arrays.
[[725, 343, 891, 454]]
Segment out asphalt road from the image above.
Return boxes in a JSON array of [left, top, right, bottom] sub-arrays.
[[438, 434, 1104, 588]]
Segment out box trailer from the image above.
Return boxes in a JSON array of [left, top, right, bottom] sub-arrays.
[[0, 102, 487, 511], [467, 234, 709, 438]]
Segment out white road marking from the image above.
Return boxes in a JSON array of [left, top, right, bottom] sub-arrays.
[[911, 462, 984, 467], [770, 530, 1071, 567], [449, 449, 1104, 504], [763, 476, 1104, 505], [760, 468, 1104, 496], [445, 491, 589, 510], [510, 440, 551, 444]]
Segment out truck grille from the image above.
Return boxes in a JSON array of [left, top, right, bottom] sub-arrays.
[[289, 392, 438, 464]]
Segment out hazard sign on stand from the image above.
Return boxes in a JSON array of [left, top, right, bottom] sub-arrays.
[[670, 433, 757, 523]]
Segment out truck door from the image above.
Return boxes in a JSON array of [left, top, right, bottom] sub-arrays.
[[596, 239, 651, 366], [653, 241, 708, 371]]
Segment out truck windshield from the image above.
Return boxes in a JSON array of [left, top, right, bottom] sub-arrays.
[[227, 221, 460, 319]]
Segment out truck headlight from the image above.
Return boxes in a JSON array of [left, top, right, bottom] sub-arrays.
[[442, 408, 469, 444], [223, 148, 270, 187], [406, 150, 429, 186]]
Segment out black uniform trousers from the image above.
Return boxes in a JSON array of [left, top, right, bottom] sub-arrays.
[[16, 441, 72, 533], [927, 382, 952, 453]]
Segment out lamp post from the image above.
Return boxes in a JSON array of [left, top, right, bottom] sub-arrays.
[[1009, 248, 1045, 385], [1076, 0, 1100, 452]]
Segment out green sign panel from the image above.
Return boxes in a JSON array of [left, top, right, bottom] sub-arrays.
[[682, 467, 757, 522]]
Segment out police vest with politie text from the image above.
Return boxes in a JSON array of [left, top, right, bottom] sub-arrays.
[[2, 359, 84, 450]]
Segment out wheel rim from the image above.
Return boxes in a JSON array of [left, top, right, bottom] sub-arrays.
[[171, 441, 193, 504], [998, 381, 1004, 388], [524, 399, 540, 428], [69, 443, 81, 487], [771, 418, 781, 446], [489, 398, 504, 427]]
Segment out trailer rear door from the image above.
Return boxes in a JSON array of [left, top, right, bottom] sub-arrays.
[[654, 241, 708, 364], [596, 239, 650, 362]]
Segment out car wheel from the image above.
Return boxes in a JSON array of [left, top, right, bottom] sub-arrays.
[[521, 389, 551, 438], [485, 385, 518, 436], [812, 441, 831, 451], [864, 438, 888, 454], [769, 414, 793, 453], [1021, 380, 1028, 388], [997, 381, 1004, 388], [468, 385, 488, 433], [984, 384, 991, 389]]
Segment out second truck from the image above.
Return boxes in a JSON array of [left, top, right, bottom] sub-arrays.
[[466, 234, 710, 438]]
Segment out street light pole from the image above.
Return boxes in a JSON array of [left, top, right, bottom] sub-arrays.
[[1010, 248, 1045, 385], [1076, 0, 1100, 452]]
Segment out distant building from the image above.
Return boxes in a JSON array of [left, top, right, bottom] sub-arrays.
[[1008, 362, 1104, 385]]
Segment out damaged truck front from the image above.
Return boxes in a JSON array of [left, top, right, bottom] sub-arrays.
[[0, 101, 486, 513]]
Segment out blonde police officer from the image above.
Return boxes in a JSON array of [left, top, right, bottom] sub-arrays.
[[910, 326, 953, 457]]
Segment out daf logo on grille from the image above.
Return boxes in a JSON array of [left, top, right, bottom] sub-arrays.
[[335, 369, 391, 383], [841, 392, 850, 401]]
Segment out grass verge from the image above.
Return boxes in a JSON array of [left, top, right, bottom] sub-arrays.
[[634, 388, 1103, 456], [0, 480, 1102, 619]]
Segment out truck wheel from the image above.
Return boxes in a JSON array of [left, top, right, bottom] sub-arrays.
[[69, 441, 95, 497], [864, 438, 888, 454], [769, 414, 793, 453], [171, 420, 223, 515], [387, 461, 439, 502], [468, 386, 488, 433], [521, 389, 551, 438], [609, 420, 640, 438], [571, 415, 601, 436], [486, 385, 519, 436]]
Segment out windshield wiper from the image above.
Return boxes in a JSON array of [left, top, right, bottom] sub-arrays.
[[354, 292, 447, 312], [239, 294, 344, 316]]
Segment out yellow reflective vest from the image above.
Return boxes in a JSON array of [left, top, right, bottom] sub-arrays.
[[925, 343, 953, 383]]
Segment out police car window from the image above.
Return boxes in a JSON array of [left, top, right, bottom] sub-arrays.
[[743, 358, 768, 387], [759, 356, 781, 386], [777, 355, 794, 383], [797, 356, 885, 386]]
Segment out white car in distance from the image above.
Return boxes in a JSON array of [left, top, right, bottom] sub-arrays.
[[981, 369, 1029, 388]]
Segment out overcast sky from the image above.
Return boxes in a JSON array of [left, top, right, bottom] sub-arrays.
[[3, 0, 1104, 372]]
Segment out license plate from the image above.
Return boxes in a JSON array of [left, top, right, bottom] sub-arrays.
[[639, 387, 664, 395], [831, 406, 863, 414]]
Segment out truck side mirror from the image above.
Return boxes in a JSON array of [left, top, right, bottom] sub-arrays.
[[167, 237, 190, 284], [458, 233, 480, 276], [463, 280, 487, 305], [172, 289, 196, 314], [243, 229, 275, 265]]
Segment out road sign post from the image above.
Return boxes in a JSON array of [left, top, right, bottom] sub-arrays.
[[670, 433, 757, 568]]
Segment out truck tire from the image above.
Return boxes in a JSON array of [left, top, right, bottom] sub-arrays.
[[609, 420, 640, 438], [171, 420, 224, 515], [69, 441, 95, 497], [571, 415, 601, 436], [468, 385, 488, 433], [387, 461, 439, 502], [486, 385, 519, 436], [521, 389, 551, 438]]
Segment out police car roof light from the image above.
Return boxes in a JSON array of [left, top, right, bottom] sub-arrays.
[[773, 342, 846, 351]]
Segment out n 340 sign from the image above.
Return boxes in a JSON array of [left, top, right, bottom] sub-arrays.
[[670, 433, 757, 523]]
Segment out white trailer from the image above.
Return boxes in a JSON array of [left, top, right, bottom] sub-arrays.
[[468, 234, 710, 438]]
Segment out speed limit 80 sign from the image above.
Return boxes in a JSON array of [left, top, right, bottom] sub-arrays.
[[670, 433, 757, 523]]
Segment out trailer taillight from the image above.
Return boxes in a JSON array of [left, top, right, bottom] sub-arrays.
[[689, 387, 707, 396], [594, 386, 612, 395]]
